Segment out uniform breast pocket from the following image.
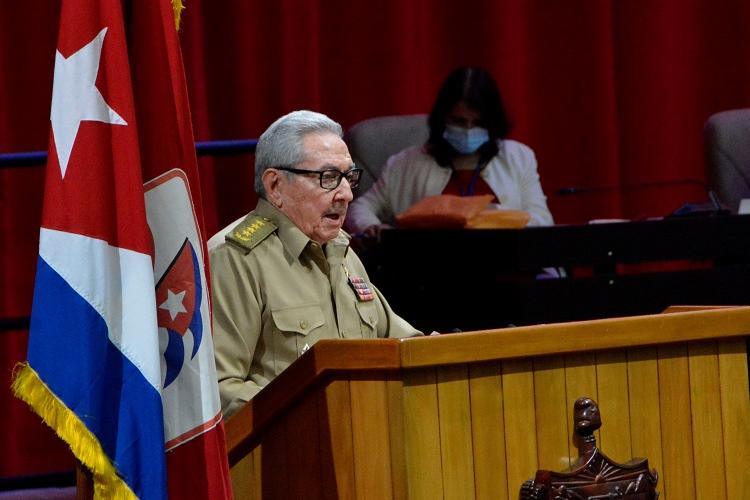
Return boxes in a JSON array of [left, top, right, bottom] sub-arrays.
[[271, 304, 325, 366], [355, 300, 379, 338]]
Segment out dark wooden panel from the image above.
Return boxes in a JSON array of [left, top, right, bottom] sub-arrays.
[[368, 215, 750, 331]]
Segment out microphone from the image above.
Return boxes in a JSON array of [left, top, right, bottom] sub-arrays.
[[556, 179, 730, 217], [556, 178, 708, 197]]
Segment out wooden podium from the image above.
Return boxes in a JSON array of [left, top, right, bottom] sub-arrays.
[[225, 307, 750, 499]]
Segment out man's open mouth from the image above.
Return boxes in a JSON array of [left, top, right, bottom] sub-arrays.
[[325, 212, 344, 221]]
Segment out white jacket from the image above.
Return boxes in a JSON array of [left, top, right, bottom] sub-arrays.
[[346, 139, 554, 233]]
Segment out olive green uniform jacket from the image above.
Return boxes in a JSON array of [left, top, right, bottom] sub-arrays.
[[210, 199, 421, 417]]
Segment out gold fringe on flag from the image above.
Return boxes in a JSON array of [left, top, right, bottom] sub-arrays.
[[11, 363, 137, 500], [172, 0, 185, 31]]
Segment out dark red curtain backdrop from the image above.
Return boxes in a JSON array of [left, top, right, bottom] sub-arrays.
[[2, 0, 750, 478]]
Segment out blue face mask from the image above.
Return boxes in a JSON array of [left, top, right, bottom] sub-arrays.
[[442, 125, 490, 155]]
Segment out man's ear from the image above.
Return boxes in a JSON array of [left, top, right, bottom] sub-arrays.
[[263, 169, 284, 208]]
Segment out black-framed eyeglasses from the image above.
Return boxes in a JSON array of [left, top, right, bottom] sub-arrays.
[[274, 166, 362, 190]]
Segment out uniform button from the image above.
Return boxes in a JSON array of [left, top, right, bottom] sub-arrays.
[[299, 320, 308, 330]]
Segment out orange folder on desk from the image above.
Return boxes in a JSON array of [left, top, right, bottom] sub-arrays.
[[395, 194, 530, 229]]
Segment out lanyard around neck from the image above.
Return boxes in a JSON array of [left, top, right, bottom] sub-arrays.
[[452, 158, 485, 196]]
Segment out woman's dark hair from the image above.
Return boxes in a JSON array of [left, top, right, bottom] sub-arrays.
[[426, 67, 512, 167]]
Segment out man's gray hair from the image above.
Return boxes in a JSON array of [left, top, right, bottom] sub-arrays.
[[255, 110, 344, 197]]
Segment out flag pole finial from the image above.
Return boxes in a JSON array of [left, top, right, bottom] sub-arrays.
[[172, 0, 185, 31]]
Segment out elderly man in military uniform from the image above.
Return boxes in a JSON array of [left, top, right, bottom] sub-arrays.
[[209, 110, 421, 418]]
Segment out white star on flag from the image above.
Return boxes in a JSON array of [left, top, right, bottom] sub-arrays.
[[159, 289, 187, 321], [50, 27, 127, 178]]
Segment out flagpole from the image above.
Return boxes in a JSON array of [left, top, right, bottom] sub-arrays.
[[75, 462, 94, 500]]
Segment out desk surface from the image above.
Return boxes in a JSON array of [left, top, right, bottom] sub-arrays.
[[366, 214, 750, 332]]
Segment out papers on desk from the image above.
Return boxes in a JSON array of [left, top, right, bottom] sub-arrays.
[[465, 209, 530, 228], [395, 194, 530, 229], [588, 218, 630, 224]]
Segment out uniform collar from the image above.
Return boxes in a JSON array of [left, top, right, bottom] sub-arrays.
[[254, 198, 351, 260]]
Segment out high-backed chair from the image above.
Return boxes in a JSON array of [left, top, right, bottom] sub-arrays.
[[704, 108, 750, 213], [344, 114, 429, 195]]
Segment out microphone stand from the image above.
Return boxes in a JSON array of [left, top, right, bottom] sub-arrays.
[[556, 179, 729, 217]]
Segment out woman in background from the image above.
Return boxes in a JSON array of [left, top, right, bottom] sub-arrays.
[[346, 66, 553, 236]]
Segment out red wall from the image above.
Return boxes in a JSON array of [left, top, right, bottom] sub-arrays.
[[2, 0, 750, 478]]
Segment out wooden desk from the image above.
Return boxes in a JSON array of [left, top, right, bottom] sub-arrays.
[[367, 214, 750, 332], [225, 307, 750, 499]]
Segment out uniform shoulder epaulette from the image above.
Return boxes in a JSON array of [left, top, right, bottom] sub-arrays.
[[225, 215, 277, 253]]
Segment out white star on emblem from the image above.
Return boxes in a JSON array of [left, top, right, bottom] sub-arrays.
[[159, 289, 188, 321], [50, 27, 127, 178]]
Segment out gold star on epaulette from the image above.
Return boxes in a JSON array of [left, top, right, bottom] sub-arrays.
[[225, 215, 277, 252]]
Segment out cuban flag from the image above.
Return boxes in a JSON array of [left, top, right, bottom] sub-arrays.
[[12, 1, 232, 498]]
